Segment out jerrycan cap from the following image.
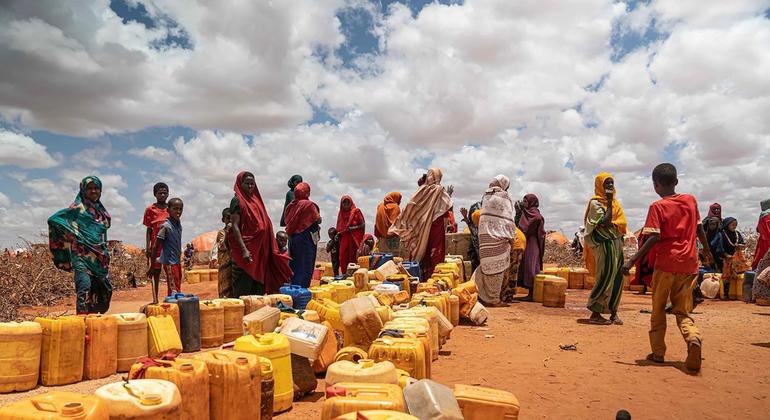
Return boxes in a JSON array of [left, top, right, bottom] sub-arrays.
[[358, 359, 375, 368], [260, 360, 273, 377], [61, 402, 85, 417], [179, 363, 194, 372], [258, 335, 274, 345], [236, 357, 249, 366], [140, 394, 162, 406]]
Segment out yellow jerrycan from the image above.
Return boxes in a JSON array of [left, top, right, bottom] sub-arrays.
[[114, 313, 148, 373], [35, 316, 85, 386], [145, 303, 180, 333], [129, 357, 210, 420], [83, 314, 118, 380], [322, 383, 406, 420], [325, 359, 398, 387], [0, 321, 41, 393], [367, 337, 428, 380], [542, 276, 567, 308], [0, 391, 109, 419], [335, 411, 418, 420], [147, 315, 182, 357], [193, 350, 262, 420], [454, 384, 520, 420], [331, 280, 356, 304], [233, 333, 293, 413], [212, 298, 245, 343], [95, 379, 181, 419], [199, 301, 224, 348]]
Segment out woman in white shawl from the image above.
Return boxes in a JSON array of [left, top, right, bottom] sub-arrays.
[[475, 175, 518, 307]]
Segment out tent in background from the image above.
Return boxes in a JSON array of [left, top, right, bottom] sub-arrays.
[[191, 230, 218, 266]]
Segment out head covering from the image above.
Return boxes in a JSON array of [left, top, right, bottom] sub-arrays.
[[708, 203, 722, 220], [389, 167, 453, 261], [280, 174, 304, 227], [48, 176, 111, 276], [229, 171, 292, 292], [471, 209, 481, 227], [721, 217, 737, 232], [760, 199, 770, 219], [357, 233, 375, 257], [584, 172, 628, 234], [703, 216, 721, 244], [284, 182, 320, 236], [375, 192, 402, 239], [478, 175, 516, 275]]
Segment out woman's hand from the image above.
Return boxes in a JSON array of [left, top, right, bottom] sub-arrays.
[[242, 249, 252, 262], [460, 207, 468, 218]]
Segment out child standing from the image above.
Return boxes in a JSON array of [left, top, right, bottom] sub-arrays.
[[276, 231, 289, 255], [143, 183, 169, 294], [326, 227, 340, 275], [623, 163, 711, 372], [212, 208, 232, 298], [148, 198, 184, 302]]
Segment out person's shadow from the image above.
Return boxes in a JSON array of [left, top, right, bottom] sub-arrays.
[[614, 359, 699, 376]]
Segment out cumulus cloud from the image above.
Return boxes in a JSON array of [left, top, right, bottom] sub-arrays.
[[1, 0, 769, 247], [0, 130, 58, 168]]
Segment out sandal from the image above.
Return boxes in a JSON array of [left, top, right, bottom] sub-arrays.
[[646, 353, 664, 363], [588, 314, 611, 325]]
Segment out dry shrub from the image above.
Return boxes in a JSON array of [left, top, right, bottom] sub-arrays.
[[0, 240, 147, 322], [543, 241, 584, 267]]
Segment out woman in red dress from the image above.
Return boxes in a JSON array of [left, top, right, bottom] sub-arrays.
[[336, 195, 365, 274]]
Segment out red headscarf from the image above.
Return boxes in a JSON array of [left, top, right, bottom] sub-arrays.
[[227, 171, 292, 293], [708, 203, 722, 220], [284, 182, 320, 236], [336, 195, 365, 248]]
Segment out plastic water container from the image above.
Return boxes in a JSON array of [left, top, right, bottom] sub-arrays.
[[243, 306, 281, 335], [386, 274, 410, 292], [448, 295, 460, 327], [307, 298, 344, 332], [451, 281, 478, 318], [402, 261, 422, 280], [454, 384, 520, 420], [129, 357, 209, 420], [368, 337, 428, 379], [334, 346, 369, 363], [325, 359, 398, 386], [310, 284, 334, 300], [322, 383, 405, 420], [164, 293, 201, 352], [374, 261, 400, 281], [147, 315, 183, 357], [193, 350, 263, 420], [383, 321, 432, 377], [260, 358, 275, 420], [301, 309, 321, 324], [278, 317, 328, 360], [83, 314, 118, 380], [279, 284, 312, 309], [533, 274, 547, 303], [542, 277, 567, 308], [403, 379, 464, 420], [341, 296, 384, 349], [743, 271, 756, 303], [199, 301, 224, 348], [240, 295, 269, 315], [357, 255, 371, 269], [392, 310, 439, 361], [234, 333, 293, 413], [0, 321, 41, 393], [332, 280, 357, 303], [35, 316, 85, 386], [145, 303, 181, 334], [95, 379, 181, 419], [370, 253, 395, 270], [470, 302, 489, 325], [568, 268, 588, 289], [186, 269, 202, 284], [374, 283, 401, 295], [353, 268, 369, 291], [265, 294, 294, 308], [114, 313, 148, 373], [213, 298, 245, 343], [0, 391, 109, 419], [334, 411, 419, 420], [313, 321, 339, 373]]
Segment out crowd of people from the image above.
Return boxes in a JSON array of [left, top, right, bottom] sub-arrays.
[[47, 164, 770, 372]]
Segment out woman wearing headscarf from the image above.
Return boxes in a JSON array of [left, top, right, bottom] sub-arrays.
[[516, 193, 546, 301], [336, 195, 365, 273], [280, 174, 303, 227], [284, 182, 321, 288], [702, 216, 721, 270], [752, 199, 770, 270], [707, 203, 722, 222], [711, 217, 747, 299], [375, 192, 402, 253], [389, 168, 453, 278], [475, 175, 517, 306], [357, 234, 376, 258], [48, 176, 112, 314], [228, 171, 292, 295], [584, 172, 627, 325], [460, 201, 483, 271]]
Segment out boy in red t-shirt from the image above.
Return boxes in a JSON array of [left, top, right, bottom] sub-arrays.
[[623, 163, 712, 372], [143, 182, 169, 301]]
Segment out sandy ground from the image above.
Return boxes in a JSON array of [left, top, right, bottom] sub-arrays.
[[6, 280, 770, 419]]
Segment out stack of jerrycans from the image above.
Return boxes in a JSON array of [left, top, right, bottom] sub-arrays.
[[392, 308, 440, 361], [164, 293, 201, 352], [382, 319, 432, 378], [368, 334, 428, 380], [129, 357, 209, 420], [233, 333, 293, 414], [193, 350, 265, 420]]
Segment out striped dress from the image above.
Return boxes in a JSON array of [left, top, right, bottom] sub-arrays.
[[584, 199, 625, 313]]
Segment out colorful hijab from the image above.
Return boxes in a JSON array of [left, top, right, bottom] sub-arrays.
[[48, 176, 111, 276], [280, 174, 303, 227], [708, 203, 722, 220], [584, 172, 628, 234], [478, 175, 517, 274], [228, 171, 292, 292], [389, 168, 453, 261], [357, 234, 375, 257], [375, 191, 402, 239], [284, 182, 320, 236]]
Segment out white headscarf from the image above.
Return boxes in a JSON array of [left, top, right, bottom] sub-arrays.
[[478, 175, 517, 274]]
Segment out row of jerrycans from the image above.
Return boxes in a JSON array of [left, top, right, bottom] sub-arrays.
[[0, 314, 150, 392]]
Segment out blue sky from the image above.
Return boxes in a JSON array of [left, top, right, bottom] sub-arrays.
[[1, 1, 768, 248]]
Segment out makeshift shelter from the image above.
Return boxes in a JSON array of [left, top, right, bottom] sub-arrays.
[[190, 230, 218, 266], [546, 231, 569, 246]]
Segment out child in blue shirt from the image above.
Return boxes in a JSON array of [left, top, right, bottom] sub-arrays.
[[148, 198, 183, 302]]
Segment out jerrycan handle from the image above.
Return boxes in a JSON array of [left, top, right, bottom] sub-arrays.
[[30, 399, 58, 413]]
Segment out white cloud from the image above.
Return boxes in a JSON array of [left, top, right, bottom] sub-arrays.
[[128, 146, 175, 164], [0, 130, 58, 168]]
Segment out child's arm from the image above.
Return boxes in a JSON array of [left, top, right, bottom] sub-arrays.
[[622, 232, 660, 275], [145, 227, 152, 259], [697, 224, 713, 266]]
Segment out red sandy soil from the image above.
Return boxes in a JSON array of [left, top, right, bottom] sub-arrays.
[[7, 280, 770, 419]]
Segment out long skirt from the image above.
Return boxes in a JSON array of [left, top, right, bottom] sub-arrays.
[[420, 216, 446, 279], [518, 237, 542, 288], [587, 237, 624, 314], [218, 261, 232, 298], [74, 269, 112, 314], [501, 249, 524, 302], [339, 234, 358, 276], [289, 227, 318, 288], [231, 263, 263, 297]]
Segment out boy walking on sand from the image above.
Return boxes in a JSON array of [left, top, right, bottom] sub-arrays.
[[623, 163, 712, 372], [148, 198, 184, 302], [143, 182, 169, 293]]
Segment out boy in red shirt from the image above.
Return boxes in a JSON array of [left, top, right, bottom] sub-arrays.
[[143, 182, 168, 300], [623, 163, 712, 372]]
